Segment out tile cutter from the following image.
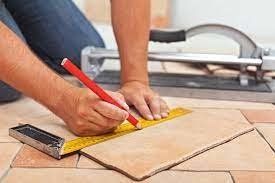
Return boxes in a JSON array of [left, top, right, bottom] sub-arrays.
[[81, 24, 275, 103]]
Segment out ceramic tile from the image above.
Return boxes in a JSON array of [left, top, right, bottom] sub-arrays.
[[241, 110, 275, 123], [0, 97, 51, 119], [256, 124, 275, 150], [3, 169, 131, 183], [77, 155, 106, 169], [2, 169, 233, 183], [143, 171, 233, 183], [81, 108, 253, 180], [0, 114, 19, 142], [173, 131, 275, 171], [25, 114, 77, 141], [11, 145, 78, 168], [0, 143, 22, 178], [231, 171, 275, 183], [163, 97, 275, 110]]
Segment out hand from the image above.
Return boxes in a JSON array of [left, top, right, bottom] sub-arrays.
[[54, 87, 129, 136], [119, 81, 169, 120]]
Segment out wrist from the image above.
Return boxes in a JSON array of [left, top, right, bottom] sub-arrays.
[[47, 83, 79, 117]]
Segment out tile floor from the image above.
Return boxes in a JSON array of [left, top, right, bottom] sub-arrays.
[[0, 96, 275, 183]]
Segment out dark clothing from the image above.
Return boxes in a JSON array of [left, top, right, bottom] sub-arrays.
[[0, 0, 105, 102]]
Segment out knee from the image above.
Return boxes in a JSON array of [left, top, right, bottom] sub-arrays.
[[0, 82, 21, 103]]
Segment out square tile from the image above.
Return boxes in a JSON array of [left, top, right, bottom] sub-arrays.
[[0, 97, 51, 119], [0, 143, 22, 178], [241, 110, 275, 123], [173, 131, 275, 171], [0, 114, 19, 142], [143, 171, 233, 183], [231, 171, 275, 183], [163, 97, 275, 110], [2, 169, 130, 183], [11, 145, 78, 168], [2, 169, 233, 183], [256, 124, 275, 150], [81, 108, 253, 180], [77, 155, 106, 169]]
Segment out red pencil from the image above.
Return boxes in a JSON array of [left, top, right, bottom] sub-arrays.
[[61, 58, 142, 130]]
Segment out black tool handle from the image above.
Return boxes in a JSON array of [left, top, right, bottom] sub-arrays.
[[149, 29, 186, 43]]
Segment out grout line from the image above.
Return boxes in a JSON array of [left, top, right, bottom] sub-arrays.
[[229, 171, 236, 183], [172, 169, 231, 173], [0, 143, 23, 182], [9, 144, 24, 168], [75, 153, 81, 168], [0, 167, 11, 182], [255, 128, 275, 153], [240, 110, 254, 124]]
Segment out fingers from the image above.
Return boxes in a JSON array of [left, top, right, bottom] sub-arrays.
[[148, 95, 161, 120], [108, 92, 129, 111], [93, 101, 129, 121], [160, 99, 169, 118], [132, 96, 154, 120]]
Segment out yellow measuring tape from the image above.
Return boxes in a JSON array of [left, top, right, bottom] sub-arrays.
[[61, 107, 192, 155]]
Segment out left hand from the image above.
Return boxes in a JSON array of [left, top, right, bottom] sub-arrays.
[[119, 81, 169, 120]]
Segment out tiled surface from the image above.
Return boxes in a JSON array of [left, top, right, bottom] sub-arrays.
[[77, 155, 106, 169], [3, 169, 233, 183], [0, 143, 22, 178], [0, 114, 19, 142], [1, 96, 275, 182], [163, 97, 275, 110], [81, 109, 253, 180], [241, 110, 275, 123], [143, 171, 233, 183], [256, 124, 275, 150], [24, 114, 77, 141], [2, 169, 131, 183], [0, 97, 51, 119], [173, 131, 275, 171], [231, 171, 275, 183], [11, 145, 78, 168]]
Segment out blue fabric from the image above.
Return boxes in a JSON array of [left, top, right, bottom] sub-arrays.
[[0, 0, 105, 102], [5, 0, 105, 73]]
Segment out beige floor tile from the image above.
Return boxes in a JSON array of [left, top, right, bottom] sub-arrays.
[[11, 145, 78, 168], [256, 124, 275, 150], [77, 155, 106, 169], [2, 169, 233, 183], [172, 131, 275, 171], [0, 114, 19, 142], [80, 108, 253, 180], [143, 171, 233, 183], [0, 97, 51, 119], [163, 97, 275, 110], [0, 143, 22, 178], [3, 169, 130, 183], [25, 114, 77, 141], [241, 110, 275, 123], [231, 171, 275, 183]]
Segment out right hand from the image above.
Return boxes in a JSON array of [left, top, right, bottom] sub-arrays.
[[54, 87, 129, 136]]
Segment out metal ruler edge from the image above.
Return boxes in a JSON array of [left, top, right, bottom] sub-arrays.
[[61, 107, 192, 155]]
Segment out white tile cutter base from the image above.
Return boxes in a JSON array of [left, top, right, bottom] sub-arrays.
[[81, 24, 275, 103]]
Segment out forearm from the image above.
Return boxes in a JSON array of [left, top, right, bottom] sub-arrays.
[[0, 22, 73, 111], [111, 0, 150, 85]]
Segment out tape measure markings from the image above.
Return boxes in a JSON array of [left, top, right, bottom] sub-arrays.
[[61, 107, 191, 155]]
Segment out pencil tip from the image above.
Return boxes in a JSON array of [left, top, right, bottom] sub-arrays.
[[61, 58, 68, 66], [136, 123, 142, 130]]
